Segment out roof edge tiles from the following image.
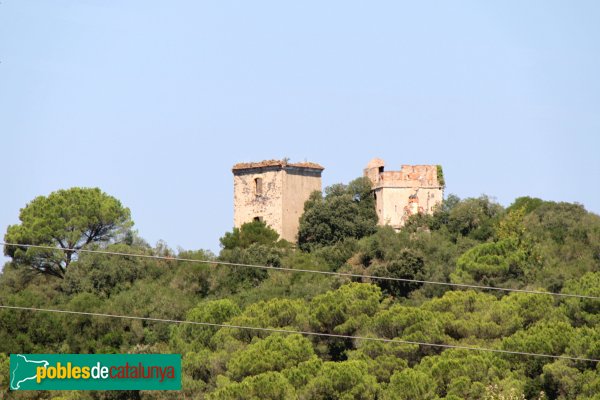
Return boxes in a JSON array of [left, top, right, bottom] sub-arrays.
[[232, 159, 324, 171]]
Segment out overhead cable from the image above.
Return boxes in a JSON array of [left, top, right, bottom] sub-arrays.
[[1, 304, 597, 363], [1, 242, 597, 300]]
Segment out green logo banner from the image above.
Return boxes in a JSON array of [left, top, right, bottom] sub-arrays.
[[10, 354, 181, 391]]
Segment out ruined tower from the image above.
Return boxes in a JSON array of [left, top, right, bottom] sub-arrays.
[[232, 159, 324, 243], [364, 158, 444, 230]]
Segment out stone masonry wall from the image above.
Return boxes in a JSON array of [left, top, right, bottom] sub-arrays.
[[233, 167, 284, 236], [232, 161, 323, 243], [281, 167, 322, 242], [365, 159, 444, 230]]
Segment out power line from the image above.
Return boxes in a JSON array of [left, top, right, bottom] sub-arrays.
[[2, 242, 597, 300], [0, 304, 597, 363]]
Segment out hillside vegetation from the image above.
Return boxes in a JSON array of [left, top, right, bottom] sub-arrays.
[[2, 185, 600, 399]]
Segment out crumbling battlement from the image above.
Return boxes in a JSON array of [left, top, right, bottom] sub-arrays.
[[363, 158, 444, 229], [364, 159, 441, 189]]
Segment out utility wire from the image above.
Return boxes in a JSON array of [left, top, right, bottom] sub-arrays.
[[2, 242, 598, 300], [0, 304, 597, 363]]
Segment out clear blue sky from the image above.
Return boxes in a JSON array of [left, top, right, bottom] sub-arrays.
[[1, 1, 599, 254]]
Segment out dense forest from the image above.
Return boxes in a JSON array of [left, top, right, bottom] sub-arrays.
[[1, 181, 600, 399]]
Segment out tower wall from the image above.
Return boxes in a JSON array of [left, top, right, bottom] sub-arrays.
[[233, 166, 284, 237], [365, 159, 444, 230], [232, 160, 323, 243], [281, 167, 322, 242]]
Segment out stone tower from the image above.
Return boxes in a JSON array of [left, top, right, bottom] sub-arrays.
[[364, 158, 444, 230], [232, 159, 324, 243]]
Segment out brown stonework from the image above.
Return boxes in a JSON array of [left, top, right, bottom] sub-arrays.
[[232, 160, 323, 243], [364, 159, 444, 230]]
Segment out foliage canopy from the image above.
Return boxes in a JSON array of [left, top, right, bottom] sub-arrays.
[[298, 177, 378, 250], [3, 188, 600, 399], [4, 187, 132, 278]]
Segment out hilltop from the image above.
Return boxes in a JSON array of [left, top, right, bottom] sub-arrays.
[[1, 184, 600, 399]]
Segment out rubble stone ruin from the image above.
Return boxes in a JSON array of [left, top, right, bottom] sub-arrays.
[[232, 158, 444, 242], [363, 158, 445, 230]]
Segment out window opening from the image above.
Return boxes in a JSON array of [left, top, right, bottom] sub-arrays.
[[254, 178, 263, 196]]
